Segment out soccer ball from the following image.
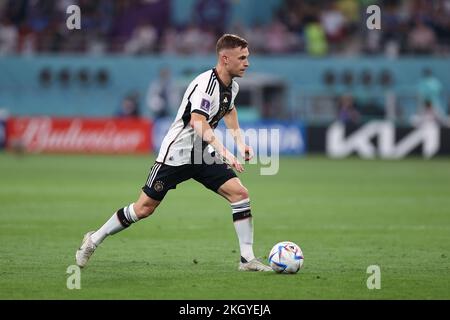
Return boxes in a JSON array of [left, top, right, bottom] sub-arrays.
[[268, 241, 304, 274]]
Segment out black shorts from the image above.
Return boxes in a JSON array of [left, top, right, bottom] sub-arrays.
[[142, 160, 237, 201]]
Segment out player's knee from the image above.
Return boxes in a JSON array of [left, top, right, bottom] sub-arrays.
[[232, 186, 249, 202]]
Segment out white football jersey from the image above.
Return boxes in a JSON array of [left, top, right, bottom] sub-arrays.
[[156, 68, 239, 166]]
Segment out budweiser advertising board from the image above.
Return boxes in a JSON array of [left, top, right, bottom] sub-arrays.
[[6, 117, 152, 153]]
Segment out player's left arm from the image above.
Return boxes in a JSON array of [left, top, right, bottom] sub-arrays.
[[223, 106, 254, 161]]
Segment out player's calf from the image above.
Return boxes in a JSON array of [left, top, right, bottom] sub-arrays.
[[133, 191, 161, 219]]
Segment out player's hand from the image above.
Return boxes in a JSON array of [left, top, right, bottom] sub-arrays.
[[223, 149, 244, 173], [239, 144, 254, 162]]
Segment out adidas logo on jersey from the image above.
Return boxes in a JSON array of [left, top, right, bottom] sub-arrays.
[[223, 97, 228, 103]]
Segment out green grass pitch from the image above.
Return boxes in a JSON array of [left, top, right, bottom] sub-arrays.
[[0, 153, 449, 299]]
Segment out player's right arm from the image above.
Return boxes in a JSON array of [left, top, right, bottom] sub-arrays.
[[190, 113, 244, 173]]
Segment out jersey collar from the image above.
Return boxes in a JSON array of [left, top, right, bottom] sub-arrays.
[[213, 68, 232, 90]]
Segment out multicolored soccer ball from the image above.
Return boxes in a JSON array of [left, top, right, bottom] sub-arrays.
[[268, 241, 304, 274]]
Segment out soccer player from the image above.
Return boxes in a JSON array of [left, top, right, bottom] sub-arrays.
[[76, 34, 271, 272]]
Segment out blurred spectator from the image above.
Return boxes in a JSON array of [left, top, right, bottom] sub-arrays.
[[146, 67, 177, 119], [124, 21, 157, 55], [380, 1, 404, 55], [364, 28, 383, 55], [320, 2, 346, 44], [160, 27, 180, 55], [336, 0, 359, 28], [116, 93, 140, 118], [337, 94, 361, 125], [408, 19, 437, 55], [0, 17, 18, 55], [265, 18, 295, 54], [304, 18, 328, 56], [432, 1, 450, 55], [418, 68, 446, 116], [178, 24, 204, 55], [239, 21, 266, 54]]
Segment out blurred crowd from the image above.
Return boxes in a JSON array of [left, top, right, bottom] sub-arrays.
[[1, 0, 450, 56]]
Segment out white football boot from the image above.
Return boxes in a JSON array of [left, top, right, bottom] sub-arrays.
[[239, 258, 272, 272], [75, 231, 97, 268]]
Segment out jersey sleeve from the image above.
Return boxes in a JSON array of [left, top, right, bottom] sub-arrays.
[[190, 73, 216, 120]]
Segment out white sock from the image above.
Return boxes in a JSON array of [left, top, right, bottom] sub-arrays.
[[231, 198, 255, 262], [91, 203, 139, 246]]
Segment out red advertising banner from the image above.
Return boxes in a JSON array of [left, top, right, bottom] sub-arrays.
[[6, 117, 152, 153]]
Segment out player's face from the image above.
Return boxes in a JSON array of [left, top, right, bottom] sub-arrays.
[[224, 47, 250, 78]]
